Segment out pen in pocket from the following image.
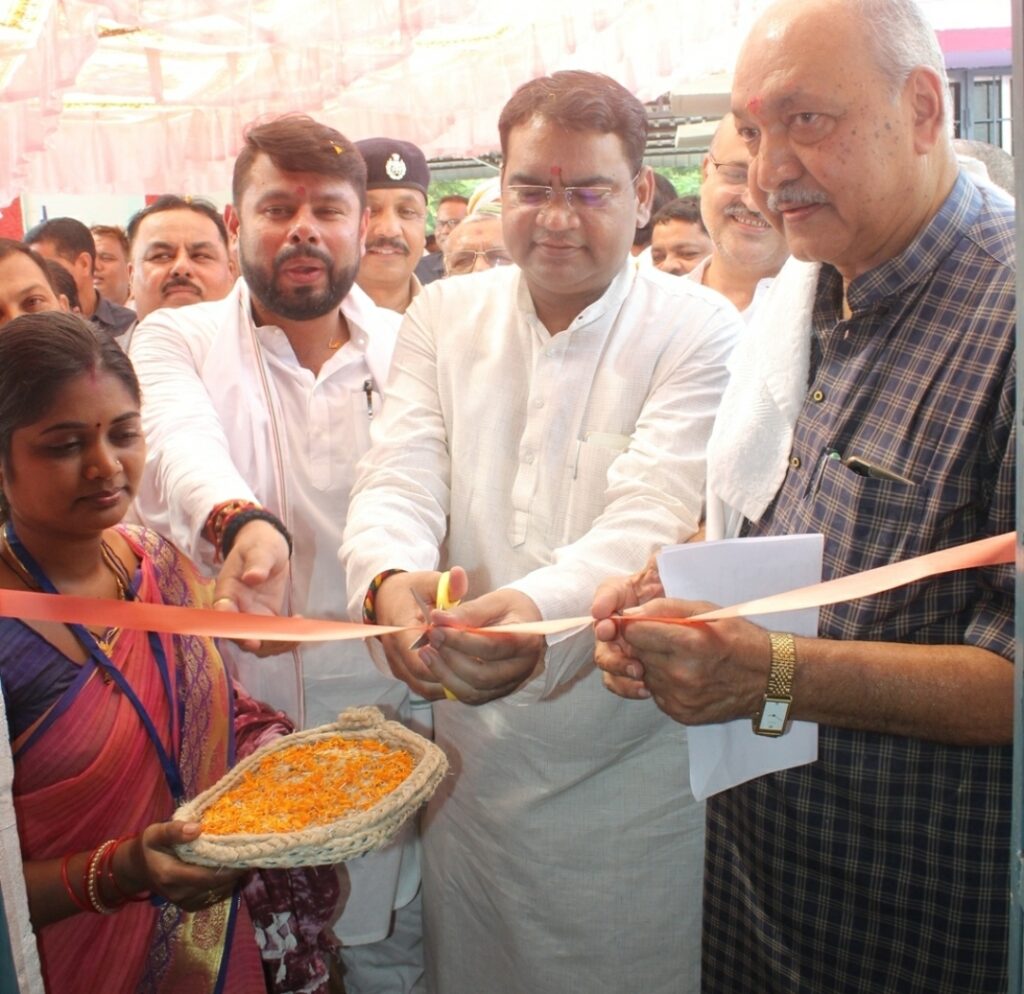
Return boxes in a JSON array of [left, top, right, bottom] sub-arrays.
[[842, 455, 915, 485], [807, 449, 841, 497]]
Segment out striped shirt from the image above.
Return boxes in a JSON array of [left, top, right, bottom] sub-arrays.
[[704, 172, 1015, 994]]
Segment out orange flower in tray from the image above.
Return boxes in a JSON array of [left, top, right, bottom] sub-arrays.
[[173, 707, 448, 869]]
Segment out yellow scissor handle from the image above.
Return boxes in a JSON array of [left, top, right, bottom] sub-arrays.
[[436, 570, 459, 611], [436, 571, 461, 701]]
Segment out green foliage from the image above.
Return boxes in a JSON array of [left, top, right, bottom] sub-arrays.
[[650, 166, 702, 197], [426, 177, 497, 229], [423, 166, 702, 228]]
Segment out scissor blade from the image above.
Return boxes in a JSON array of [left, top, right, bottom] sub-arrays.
[[408, 588, 434, 649]]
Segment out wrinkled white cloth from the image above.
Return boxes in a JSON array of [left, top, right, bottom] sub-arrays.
[[343, 261, 740, 994], [0, 681, 44, 994], [685, 254, 777, 325], [705, 256, 820, 539], [129, 281, 419, 949]]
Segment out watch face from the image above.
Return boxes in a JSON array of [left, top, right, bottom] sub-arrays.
[[759, 699, 790, 733]]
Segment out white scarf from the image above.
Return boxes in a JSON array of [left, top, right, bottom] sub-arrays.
[[705, 257, 821, 539]]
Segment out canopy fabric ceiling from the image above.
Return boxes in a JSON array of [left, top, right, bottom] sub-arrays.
[[0, 0, 1009, 201]]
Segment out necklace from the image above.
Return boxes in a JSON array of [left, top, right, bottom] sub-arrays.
[[100, 540, 132, 600], [0, 530, 130, 656], [327, 315, 349, 351]]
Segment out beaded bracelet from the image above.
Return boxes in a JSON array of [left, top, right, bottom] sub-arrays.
[[362, 569, 407, 624], [221, 508, 293, 560], [85, 840, 120, 914], [60, 851, 92, 913]]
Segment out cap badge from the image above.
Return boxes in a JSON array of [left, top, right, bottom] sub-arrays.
[[385, 153, 407, 181]]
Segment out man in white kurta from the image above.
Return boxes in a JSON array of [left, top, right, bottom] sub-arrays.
[[131, 115, 423, 993], [342, 72, 741, 994]]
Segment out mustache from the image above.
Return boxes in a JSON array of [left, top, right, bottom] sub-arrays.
[[365, 237, 409, 255], [723, 204, 769, 224], [766, 186, 829, 212], [274, 244, 335, 270], [161, 276, 202, 295]]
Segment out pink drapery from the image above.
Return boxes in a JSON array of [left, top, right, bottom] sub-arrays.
[[0, 0, 765, 199], [0, 0, 1009, 201]]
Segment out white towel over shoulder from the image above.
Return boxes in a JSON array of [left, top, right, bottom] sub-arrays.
[[706, 258, 821, 539]]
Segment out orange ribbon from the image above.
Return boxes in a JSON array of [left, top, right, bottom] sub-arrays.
[[0, 532, 1013, 640]]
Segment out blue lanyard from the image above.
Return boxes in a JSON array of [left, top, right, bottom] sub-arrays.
[[6, 523, 186, 805]]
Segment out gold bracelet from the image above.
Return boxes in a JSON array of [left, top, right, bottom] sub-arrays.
[[85, 840, 119, 914]]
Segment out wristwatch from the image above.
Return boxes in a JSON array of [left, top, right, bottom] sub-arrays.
[[753, 632, 796, 736]]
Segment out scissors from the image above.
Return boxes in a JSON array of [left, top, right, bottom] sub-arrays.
[[408, 571, 461, 701]]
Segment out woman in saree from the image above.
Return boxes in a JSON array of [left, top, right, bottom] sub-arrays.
[[0, 312, 268, 993]]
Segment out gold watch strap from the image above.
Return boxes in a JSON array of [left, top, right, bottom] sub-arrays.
[[753, 632, 796, 736], [766, 632, 796, 697]]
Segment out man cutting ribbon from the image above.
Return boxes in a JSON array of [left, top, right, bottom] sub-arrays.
[[592, 2, 1016, 992]]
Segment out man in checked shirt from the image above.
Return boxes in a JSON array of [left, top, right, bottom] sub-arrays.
[[594, 1, 1016, 992]]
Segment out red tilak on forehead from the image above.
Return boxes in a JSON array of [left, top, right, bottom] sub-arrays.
[[747, 96, 763, 115], [550, 166, 562, 178], [295, 185, 306, 197]]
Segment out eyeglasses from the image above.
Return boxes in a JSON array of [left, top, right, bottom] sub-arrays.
[[435, 217, 462, 232], [445, 248, 513, 275], [707, 155, 749, 188], [505, 172, 641, 212]]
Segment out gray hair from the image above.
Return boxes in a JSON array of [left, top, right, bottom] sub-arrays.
[[849, 0, 950, 122]]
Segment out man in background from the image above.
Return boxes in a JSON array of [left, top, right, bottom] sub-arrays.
[[126, 194, 235, 322], [355, 138, 430, 315], [416, 194, 468, 284], [91, 224, 132, 306], [25, 216, 135, 339], [441, 208, 510, 276], [649, 196, 712, 275], [690, 114, 789, 317]]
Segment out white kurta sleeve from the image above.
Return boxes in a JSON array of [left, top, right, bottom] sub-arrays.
[[130, 297, 260, 567]]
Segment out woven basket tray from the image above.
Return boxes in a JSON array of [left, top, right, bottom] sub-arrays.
[[173, 706, 448, 869]]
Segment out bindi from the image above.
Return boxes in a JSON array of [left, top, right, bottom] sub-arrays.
[[549, 166, 562, 180]]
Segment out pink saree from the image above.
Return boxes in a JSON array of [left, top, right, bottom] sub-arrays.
[[9, 524, 265, 994]]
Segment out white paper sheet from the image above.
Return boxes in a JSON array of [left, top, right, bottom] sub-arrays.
[[657, 533, 823, 801]]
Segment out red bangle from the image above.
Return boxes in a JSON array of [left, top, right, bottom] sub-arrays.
[[60, 852, 91, 913], [102, 836, 151, 904]]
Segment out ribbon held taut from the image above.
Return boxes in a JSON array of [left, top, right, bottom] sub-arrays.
[[0, 532, 1013, 641]]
